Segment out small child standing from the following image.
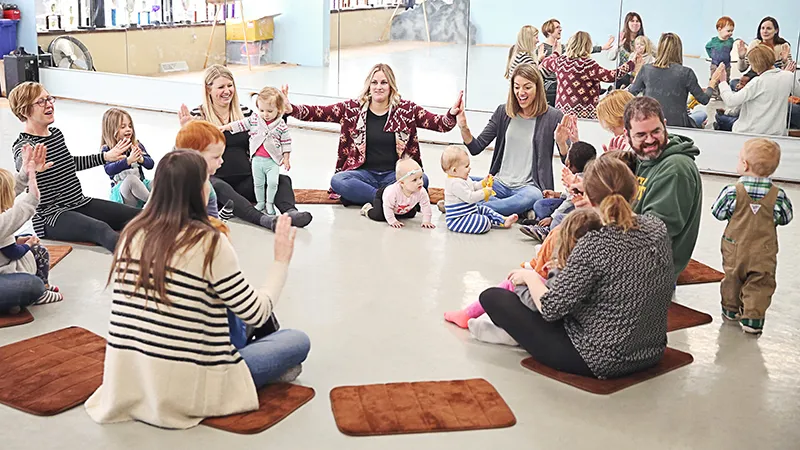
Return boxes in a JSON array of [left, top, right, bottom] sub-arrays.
[[221, 87, 292, 215], [706, 16, 735, 99], [445, 209, 603, 345], [521, 141, 596, 241], [360, 158, 435, 228], [102, 108, 154, 208], [441, 146, 518, 234], [711, 138, 792, 335], [632, 36, 656, 78], [0, 164, 62, 306]]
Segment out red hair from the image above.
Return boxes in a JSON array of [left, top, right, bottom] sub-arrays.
[[716, 16, 735, 30], [175, 120, 225, 153]]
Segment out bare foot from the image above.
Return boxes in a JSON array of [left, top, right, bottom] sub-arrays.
[[504, 214, 519, 228]]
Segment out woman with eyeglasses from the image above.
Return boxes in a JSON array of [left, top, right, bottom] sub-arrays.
[[8, 82, 140, 252]]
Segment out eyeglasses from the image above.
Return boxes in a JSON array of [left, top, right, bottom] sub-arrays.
[[630, 127, 665, 143], [33, 96, 56, 108]]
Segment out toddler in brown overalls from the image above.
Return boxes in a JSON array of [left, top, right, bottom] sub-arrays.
[[711, 138, 793, 334]]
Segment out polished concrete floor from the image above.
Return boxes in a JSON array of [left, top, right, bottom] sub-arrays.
[[1, 101, 799, 449]]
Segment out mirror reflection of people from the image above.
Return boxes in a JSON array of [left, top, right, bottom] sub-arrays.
[[506, 25, 539, 79], [733, 16, 793, 91], [628, 33, 712, 129], [608, 12, 645, 88], [284, 63, 462, 206], [705, 16, 736, 100]]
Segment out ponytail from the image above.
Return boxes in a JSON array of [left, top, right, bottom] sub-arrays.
[[599, 194, 637, 231]]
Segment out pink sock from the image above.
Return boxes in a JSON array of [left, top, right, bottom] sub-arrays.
[[497, 280, 515, 291], [444, 281, 515, 329]]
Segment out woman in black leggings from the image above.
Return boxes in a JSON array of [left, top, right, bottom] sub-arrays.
[[480, 157, 674, 379], [178, 65, 312, 229], [8, 82, 139, 252]]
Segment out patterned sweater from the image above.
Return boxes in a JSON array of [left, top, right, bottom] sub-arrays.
[[539, 214, 674, 379], [541, 54, 635, 119], [289, 99, 456, 174]]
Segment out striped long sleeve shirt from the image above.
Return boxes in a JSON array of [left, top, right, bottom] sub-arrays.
[[711, 177, 793, 226], [12, 128, 103, 237]]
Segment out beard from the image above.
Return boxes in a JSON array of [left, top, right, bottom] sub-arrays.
[[631, 135, 668, 161]]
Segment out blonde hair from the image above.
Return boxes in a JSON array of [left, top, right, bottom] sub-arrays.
[[748, 45, 777, 74], [440, 145, 468, 172], [507, 64, 549, 118], [597, 90, 635, 131], [634, 35, 655, 56], [506, 25, 539, 78], [654, 33, 683, 68], [395, 157, 421, 180], [358, 63, 402, 108], [8, 82, 45, 122], [0, 169, 15, 212], [565, 31, 593, 59], [584, 157, 639, 232], [541, 19, 560, 38], [101, 108, 138, 149], [252, 87, 286, 114], [201, 64, 244, 127], [742, 138, 781, 177], [555, 209, 603, 269]]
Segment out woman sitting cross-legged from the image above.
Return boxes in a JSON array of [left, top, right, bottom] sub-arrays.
[[456, 63, 566, 217], [8, 82, 140, 252], [479, 157, 674, 379], [284, 63, 462, 206], [85, 150, 310, 429]]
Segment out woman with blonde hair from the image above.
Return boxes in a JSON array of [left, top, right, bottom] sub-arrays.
[[540, 31, 638, 119], [505, 25, 539, 79], [455, 63, 565, 217], [177, 64, 311, 230], [284, 63, 463, 206], [479, 157, 674, 379], [629, 33, 713, 128]]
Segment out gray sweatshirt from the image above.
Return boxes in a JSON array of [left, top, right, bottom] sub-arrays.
[[628, 63, 713, 129], [0, 170, 39, 275]]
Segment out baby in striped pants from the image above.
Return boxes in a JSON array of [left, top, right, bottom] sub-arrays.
[[441, 146, 518, 234]]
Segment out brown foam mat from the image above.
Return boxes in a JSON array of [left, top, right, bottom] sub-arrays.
[[677, 259, 724, 285], [521, 347, 693, 395], [202, 383, 315, 434], [0, 309, 34, 328], [667, 302, 713, 332], [46, 245, 73, 269], [0, 327, 106, 415], [330, 378, 516, 436], [294, 188, 445, 205]]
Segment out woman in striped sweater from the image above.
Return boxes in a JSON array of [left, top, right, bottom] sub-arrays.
[[8, 82, 140, 252], [86, 150, 310, 429]]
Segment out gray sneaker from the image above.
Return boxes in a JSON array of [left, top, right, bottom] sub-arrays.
[[275, 364, 303, 383], [437, 200, 446, 214]]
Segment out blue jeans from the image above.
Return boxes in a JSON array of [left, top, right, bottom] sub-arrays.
[[532, 198, 564, 221], [715, 112, 737, 131], [473, 177, 543, 216], [790, 104, 800, 129], [690, 110, 708, 128], [239, 329, 311, 389], [330, 169, 430, 206], [0, 273, 45, 313]]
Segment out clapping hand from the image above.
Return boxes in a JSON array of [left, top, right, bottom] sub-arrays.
[[280, 85, 294, 114], [780, 45, 791, 62], [602, 35, 615, 51], [21, 143, 53, 173], [784, 61, 797, 73], [26, 154, 40, 199], [178, 104, 193, 127], [126, 145, 143, 166], [273, 214, 297, 264], [736, 40, 747, 57], [449, 91, 464, 116], [561, 166, 578, 188], [106, 138, 130, 162], [711, 64, 727, 87], [572, 193, 590, 209]]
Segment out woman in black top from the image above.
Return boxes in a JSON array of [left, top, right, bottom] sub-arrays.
[[480, 157, 674, 379], [178, 65, 312, 229]]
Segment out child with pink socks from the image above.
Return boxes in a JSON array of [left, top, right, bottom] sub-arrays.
[[444, 208, 602, 345]]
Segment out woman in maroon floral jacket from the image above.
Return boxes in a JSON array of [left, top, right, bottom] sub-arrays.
[[285, 63, 463, 205]]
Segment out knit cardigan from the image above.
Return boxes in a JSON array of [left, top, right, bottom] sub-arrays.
[[289, 98, 457, 173], [0, 170, 38, 275], [465, 105, 563, 191]]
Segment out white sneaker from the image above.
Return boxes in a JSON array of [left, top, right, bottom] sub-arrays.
[[468, 316, 519, 346], [525, 210, 537, 220], [360, 203, 372, 216]]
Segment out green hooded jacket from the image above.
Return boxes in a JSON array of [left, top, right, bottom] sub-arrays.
[[633, 134, 703, 279]]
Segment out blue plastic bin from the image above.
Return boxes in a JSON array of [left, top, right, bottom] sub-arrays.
[[0, 19, 19, 58]]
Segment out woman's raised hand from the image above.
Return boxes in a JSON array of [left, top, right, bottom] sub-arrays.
[[178, 104, 193, 127], [456, 109, 468, 129], [537, 43, 547, 61], [273, 214, 297, 264], [280, 84, 293, 114], [105, 138, 130, 162], [736, 40, 747, 57], [779, 45, 791, 62], [21, 143, 53, 173], [602, 35, 615, 51], [784, 61, 797, 73], [449, 91, 464, 116], [711, 64, 727, 87], [26, 156, 40, 199]]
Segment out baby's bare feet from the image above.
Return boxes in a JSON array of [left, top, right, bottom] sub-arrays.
[[504, 214, 519, 228]]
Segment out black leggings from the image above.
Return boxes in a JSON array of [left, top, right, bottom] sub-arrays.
[[480, 287, 594, 377], [44, 199, 140, 252], [211, 174, 297, 226], [366, 186, 417, 222]]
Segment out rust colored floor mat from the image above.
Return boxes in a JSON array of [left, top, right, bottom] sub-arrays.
[[46, 245, 73, 269], [667, 302, 713, 332], [202, 383, 315, 434], [0, 327, 106, 415], [330, 378, 516, 436], [0, 309, 34, 328], [677, 259, 724, 285], [520, 347, 693, 395], [294, 188, 445, 205]]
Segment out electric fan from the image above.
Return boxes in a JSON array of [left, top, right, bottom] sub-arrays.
[[48, 36, 95, 71]]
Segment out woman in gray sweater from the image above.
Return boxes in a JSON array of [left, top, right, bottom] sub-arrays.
[[480, 157, 674, 379], [456, 64, 567, 217], [629, 33, 713, 129]]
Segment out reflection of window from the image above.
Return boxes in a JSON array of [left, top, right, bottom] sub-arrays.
[[331, 0, 405, 11]]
